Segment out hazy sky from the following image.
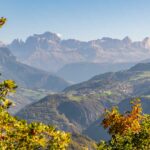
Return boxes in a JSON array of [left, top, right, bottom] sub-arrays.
[[0, 0, 150, 43]]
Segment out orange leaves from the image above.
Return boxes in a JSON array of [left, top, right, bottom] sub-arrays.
[[98, 99, 150, 150], [102, 98, 143, 135]]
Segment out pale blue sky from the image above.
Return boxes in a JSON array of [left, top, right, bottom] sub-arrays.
[[0, 0, 150, 43]]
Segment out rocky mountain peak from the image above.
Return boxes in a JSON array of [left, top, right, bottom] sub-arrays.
[[61, 39, 86, 48], [34, 32, 61, 42], [11, 39, 24, 46], [122, 36, 132, 44], [142, 37, 150, 49]]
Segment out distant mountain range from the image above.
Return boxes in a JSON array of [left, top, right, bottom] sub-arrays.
[[6, 32, 150, 82], [16, 61, 150, 141], [8, 33, 150, 72]]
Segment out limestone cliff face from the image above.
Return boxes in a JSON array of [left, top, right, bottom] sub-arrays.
[[143, 37, 150, 49], [8, 32, 150, 72]]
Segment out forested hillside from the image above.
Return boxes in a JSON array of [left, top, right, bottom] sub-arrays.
[[17, 62, 150, 142]]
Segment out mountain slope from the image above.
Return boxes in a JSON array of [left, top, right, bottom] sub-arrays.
[[0, 47, 70, 91], [16, 62, 150, 141], [8, 88, 51, 114], [0, 47, 70, 113]]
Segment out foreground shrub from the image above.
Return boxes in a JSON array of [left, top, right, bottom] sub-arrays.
[[98, 99, 150, 150], [0, 78, 70, 150]]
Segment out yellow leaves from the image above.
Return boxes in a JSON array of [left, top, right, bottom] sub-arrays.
[[2, 99, 13, 109], [0, 17, 6, 28], [0, 76, 70, 149], [0, 108, 70, 149], [3, 80, 17, 91], [0, 79, 17, 108]]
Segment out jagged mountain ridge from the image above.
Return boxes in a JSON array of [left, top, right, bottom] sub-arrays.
[[8, 32, 150, 72]]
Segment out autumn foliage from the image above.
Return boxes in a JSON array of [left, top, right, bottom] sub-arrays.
[[102, 99, 143, 135], [0, 78, 70, 150], [98, 99, 150, 150]]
